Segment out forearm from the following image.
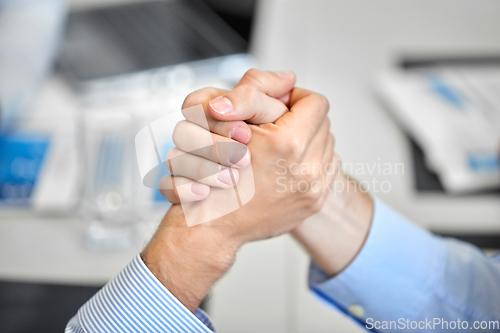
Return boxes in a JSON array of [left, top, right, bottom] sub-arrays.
[[291, 172, 374, 276], [142, 205, 240, 312], [305, 199, 500, 331]]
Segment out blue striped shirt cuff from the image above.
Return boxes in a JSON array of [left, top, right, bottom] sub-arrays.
[[66, 255, 215, 333]]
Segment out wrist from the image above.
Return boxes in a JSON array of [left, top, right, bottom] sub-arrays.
[[142, 205, 239, 312], [291, 173, 374, 276]]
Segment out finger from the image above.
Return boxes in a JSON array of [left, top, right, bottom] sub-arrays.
[[309, 142, 337, 198], [172, 120, 251, 168], [207, 69, 296, 124], [323, 132, 335, 160], [209, 88, 289, 124], [324, 140, 338, 178], [166, 147, 240, 188], [318, 153, 338, 202], [276, 88, 330, 143], [237, 69, 296, 98], [182, 88, 252, 143], [297, 120, 331, 183], [159, 175, 210, 204], [278, 92, 291, 106], [304, 117, 331, 161]]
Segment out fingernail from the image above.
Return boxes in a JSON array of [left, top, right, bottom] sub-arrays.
[[216, 167, 234, 185], [228, 146, 249, 167], [276, 71, 295, 80], [229, 126, 249, 143], [209, 96, 233, 115], [191, 182, 209, 196]]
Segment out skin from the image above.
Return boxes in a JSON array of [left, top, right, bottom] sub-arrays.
[[142, 69, 374, 313], [291, 173, 374, 276], [159, 69, 297, 204]]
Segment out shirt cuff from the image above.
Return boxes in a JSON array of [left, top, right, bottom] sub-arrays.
[[78, 255, 215, 333], [308, 199, 446, 326]]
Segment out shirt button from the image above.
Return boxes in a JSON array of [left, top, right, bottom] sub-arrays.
[[348, 304, 365, 318]]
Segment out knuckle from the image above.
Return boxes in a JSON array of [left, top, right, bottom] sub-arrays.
[[182, 91, 202, 109], [242, 68, 267, 90], [324, 116, 331, 128], [172, 121, 188, 147], [164, 190, 180, 204], [211, 120, 224, 136], [165, 147, 179, 160], [310, 200, 323, 214], [165, 149, 175, 170], [301, 175, 317, 193], [313, 93, 330, 112], [272, 133, 304, 159], [243, 68, 262, 82], [159, 175, 173, 190], [234, 84, 259, 102], [182, 87, 219, 109], [286, 137, 306, 157]]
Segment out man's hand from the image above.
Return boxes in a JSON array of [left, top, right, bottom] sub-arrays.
[[158, 69, 296, 204], [198, 69, 375, 278], [163, 69, 336, 241], [142, 69, 337, 312]]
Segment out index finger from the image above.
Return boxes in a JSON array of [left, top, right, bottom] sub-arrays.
[[207, 69, 296, 124], [274, 88, 330, 139], [182, 87, 252, 143]]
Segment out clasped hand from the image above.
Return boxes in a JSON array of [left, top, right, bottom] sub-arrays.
[[161, 69, 338, 243], [142, 69, 339, 312]]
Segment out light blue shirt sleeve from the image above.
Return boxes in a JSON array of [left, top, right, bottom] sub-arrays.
[[309, 199, 500, 332], [65, 255, 215, 333]]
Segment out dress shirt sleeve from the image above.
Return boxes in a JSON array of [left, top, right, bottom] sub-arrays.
[[65, 255, 215, 333], [308, 199, 500, 332]]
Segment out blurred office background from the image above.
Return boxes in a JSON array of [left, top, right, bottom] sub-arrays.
[[1, 0, 499, 332]]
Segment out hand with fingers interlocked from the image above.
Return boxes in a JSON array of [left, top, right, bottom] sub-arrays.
[[142, 69, 338, 312]]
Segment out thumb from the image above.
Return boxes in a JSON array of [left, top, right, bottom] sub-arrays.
[[207, 69, 296, 124]]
